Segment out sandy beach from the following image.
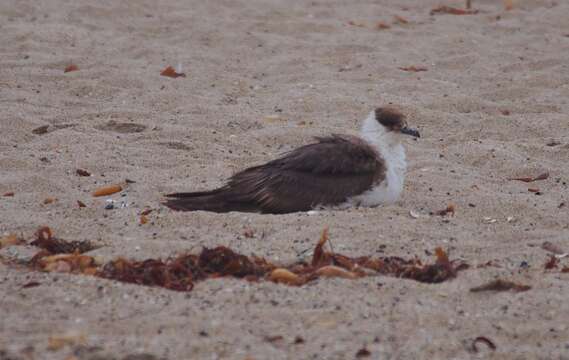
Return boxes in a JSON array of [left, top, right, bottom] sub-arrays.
[[1, 0, 569, 358]]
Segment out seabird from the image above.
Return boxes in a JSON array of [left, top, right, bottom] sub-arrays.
[[164, 107, 419, 214]]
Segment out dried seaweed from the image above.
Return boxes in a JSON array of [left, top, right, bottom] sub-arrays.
[[293, 336, 305, 344], [470, 279, 531, 293], [264, 335, 284, 343], [376, 22, 390, 30], [356, 346, 371, 358], [21, 281, 41, 289], [32, 125, 50, 135], [64, 64, 79, 73], [25, 227, 467, 292], [312, 227, 330, 267], [362, 247, 467, 283], [544, 255, 559, 270], [30, 226, 97, 254], [508, 172, 549, 183], [435, 203, 456, 217], [198, 246, 273, 277], [42, 197, 56, 205], [399, 66, 428, 72], [430, 6, 479, 15], [160, 66, 186, 78], [76, 169, 91, 177], [140, 208, 153, 216], [98, 247, 277, 291], [98, 256, 198, 291]]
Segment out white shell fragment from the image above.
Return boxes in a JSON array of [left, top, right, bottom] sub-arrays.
[[409, 210, 421, 219]]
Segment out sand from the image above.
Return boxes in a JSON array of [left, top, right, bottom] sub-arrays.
[[1, 0, 569, 358]]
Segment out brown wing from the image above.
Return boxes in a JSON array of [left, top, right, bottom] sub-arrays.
[[223, 135, 385, 213]]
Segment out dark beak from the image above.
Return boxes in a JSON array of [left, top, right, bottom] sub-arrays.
[[401, 127, 420, 138]]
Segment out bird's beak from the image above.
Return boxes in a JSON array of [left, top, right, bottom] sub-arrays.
[[401, 127, 420, 138]]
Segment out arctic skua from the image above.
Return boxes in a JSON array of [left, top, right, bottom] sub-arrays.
[[164, 107, 419, 214]]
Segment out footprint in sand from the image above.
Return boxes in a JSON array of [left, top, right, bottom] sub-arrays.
[[96, 120, 147, 134]]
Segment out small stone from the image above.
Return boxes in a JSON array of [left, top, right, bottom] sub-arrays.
[[32, 125, 50, 135], [546, 140, 561, 147]]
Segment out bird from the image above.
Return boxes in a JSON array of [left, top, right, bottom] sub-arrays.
[[163, 107, 420, 214]]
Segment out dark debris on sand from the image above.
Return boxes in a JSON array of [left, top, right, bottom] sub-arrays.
[[22, 227, 468, 292]]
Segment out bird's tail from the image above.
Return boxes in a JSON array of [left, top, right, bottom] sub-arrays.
[[163, 189, 256, 213]]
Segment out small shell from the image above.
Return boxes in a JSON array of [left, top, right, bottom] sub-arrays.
[[315, 265, 359, 279], [269, 268, 303, 285], [92, 184, 122, 197]]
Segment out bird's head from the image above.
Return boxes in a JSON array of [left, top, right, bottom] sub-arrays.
[[361, 107, 420, 146]]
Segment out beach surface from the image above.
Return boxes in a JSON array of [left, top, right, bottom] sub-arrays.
[[1, 0, 569, 358]]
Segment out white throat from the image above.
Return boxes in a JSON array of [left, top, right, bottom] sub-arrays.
[[348, 111, 407, 207]]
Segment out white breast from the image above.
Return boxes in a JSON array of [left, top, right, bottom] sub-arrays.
[[323, 110, 408, 211], [347, 143, 407, 207]]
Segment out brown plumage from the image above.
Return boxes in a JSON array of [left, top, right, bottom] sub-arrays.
[[164, 135, 385, 214]]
